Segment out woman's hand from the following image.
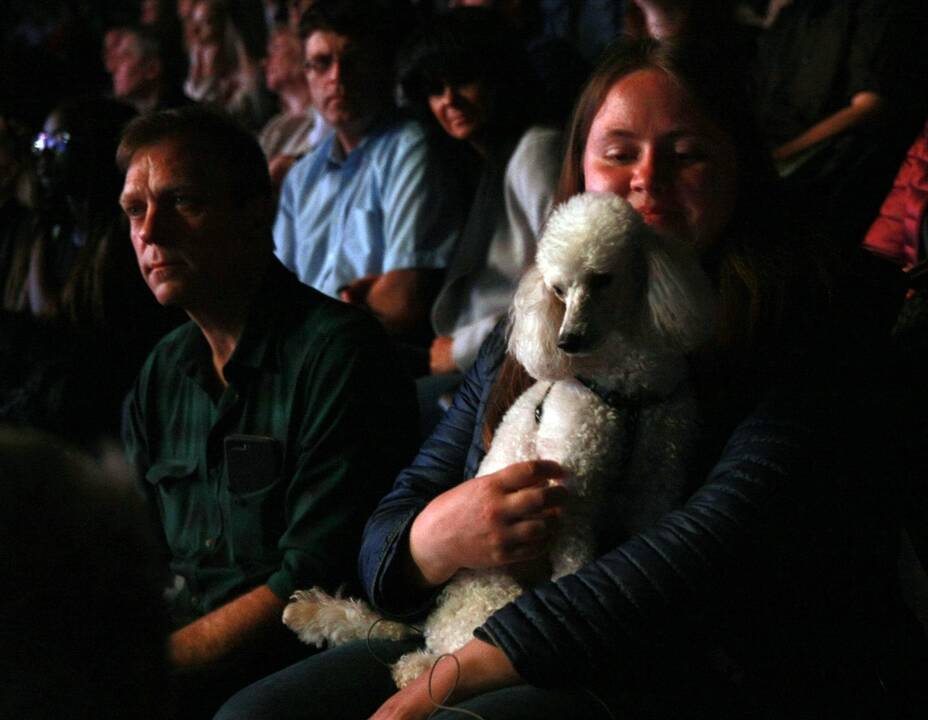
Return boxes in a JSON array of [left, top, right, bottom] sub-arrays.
[[429, 335, 458, 375], [408, 460, 567, 587], [369, 639, 521, 720]]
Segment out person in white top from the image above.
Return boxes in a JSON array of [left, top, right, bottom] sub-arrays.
[[258, 25, 331, 190], [399, 7, 563, 379], [184, 0, 274, 131]]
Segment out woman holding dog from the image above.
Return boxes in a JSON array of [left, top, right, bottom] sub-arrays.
[[217, 39, 928, 720]]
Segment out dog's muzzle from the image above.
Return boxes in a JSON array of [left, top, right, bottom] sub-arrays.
[[557, 332, 585, 354]]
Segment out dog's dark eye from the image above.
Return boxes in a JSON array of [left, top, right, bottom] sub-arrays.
[[590, 273, 613, 290], [551, 284, 565, 300]]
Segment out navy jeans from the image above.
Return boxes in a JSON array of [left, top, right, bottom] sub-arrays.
[[213, 639, 615, 720]]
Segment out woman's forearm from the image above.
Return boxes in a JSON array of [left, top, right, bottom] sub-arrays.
[[369, 638, 521, 720]]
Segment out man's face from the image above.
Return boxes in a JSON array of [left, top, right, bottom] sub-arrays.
[[190, 0, 221, 45], [119, 138, 254, 310], [265, 29, 304, 93], [303, 30, 381, 131], [111, 34, 159, 101]]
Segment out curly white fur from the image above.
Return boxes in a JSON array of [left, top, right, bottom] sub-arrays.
[[282, 192, 717, 689]]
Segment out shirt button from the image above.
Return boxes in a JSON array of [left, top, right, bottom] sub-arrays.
[[205, 537, 215, 549]]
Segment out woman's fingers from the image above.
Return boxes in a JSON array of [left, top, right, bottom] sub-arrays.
[[490, 459, 565, 491], [501, 480, 568, 520], [409, 460, 568, 583]]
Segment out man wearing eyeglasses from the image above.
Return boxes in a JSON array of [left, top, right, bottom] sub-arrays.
[[274, 0, 463, 350]]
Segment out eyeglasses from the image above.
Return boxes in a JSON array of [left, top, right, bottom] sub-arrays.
[[303, 46, 376, 76], [32, 130, 72, 156]]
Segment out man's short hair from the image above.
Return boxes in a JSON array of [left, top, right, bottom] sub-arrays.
[[116, 105, 271, 204], [125, 25, 162, 63], [298, 0, 394, 64]]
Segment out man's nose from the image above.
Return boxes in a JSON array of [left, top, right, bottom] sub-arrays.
[[137, 206, 163, 246], [326, 57, 342, 83]]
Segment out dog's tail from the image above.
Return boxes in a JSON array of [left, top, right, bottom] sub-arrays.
[[282, 587, 416, 647]]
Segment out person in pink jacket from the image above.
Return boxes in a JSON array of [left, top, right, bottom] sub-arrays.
[[863, 120, 928, 268]]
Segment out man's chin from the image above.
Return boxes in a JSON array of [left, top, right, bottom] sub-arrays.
[[322, 100, 361, 127], [149, 282, 187, 308]]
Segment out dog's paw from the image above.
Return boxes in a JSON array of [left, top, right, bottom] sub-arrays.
[[282, 588, 336, 647], [283, 587, 415, 648], [391, 650, 437, 689]]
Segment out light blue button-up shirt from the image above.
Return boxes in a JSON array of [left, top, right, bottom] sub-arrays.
[[274, 116, 462, 297]]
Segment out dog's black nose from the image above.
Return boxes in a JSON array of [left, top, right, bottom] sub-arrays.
[[557, 333, 583, 354]]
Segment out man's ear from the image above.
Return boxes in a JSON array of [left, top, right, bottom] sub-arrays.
[[243, 194, 275, 237]]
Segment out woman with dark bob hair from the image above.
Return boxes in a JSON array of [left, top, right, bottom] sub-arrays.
[[397, 8, 562, 423], [217, 39, 927, 720]]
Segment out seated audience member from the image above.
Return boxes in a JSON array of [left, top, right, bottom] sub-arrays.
[[623, 1, 756, 64], [0, 114, 33, 286], [103, 26, 130, 75], [259, 24, 330, 190], [139, 0, 189, 94], [217, 39, 928, 720], [110, 26, 190, 113], [753, 0, 926, 246], [0, 97, 176, 443], [522, 0, 622, 65], [0, 427, 169, 720], [863, 119, 928, 269], [624, 0, 739, 39], [445, 0, 590, 128], [398, 8, 561, 426], [184, 0, 275, 131], [287, 0, 314, 33], [274, 0, 463, 342], [178, 0, 198, 50], [117, 106, 419, 719]]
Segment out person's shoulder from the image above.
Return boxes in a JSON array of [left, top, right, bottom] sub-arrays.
[[366, 114, 431, 156], [133, 320, 199, 393], [284, 133, 336, 184], [510, 125, 563, 169], [146, 321, 199, 364], [517, 125, 562, 150], [278, 275, 390, 353]]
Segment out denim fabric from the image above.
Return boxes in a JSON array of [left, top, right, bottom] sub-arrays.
[[214, 639, 614, 720]]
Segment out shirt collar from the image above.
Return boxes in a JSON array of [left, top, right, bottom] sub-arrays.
[[224, 259, 295, 379], [324, 111, 401, 168], [177, 259, 296, 387]]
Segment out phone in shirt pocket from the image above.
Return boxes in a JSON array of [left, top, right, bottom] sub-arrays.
[[224, 434, 282, 494]]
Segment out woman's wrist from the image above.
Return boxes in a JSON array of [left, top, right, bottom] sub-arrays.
[[444, 639, 521, 703], [408, 505, 457, 588]]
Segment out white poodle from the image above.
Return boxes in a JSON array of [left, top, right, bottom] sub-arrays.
[[283, 192, 717, 688]]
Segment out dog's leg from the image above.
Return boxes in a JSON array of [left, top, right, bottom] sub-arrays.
[[282, 587, 415, 648], [391, 650, 439, 689]]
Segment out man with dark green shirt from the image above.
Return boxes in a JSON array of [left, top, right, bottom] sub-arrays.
[[117, 106, 418, 717]]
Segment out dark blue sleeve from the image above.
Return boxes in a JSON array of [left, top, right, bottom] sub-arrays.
[[359, 324, 507, 617], [476, 380, 826, 686]]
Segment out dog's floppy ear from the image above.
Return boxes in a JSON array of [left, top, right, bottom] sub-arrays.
[[508, 265, 570, 380], [643, 233, 717, 352]]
